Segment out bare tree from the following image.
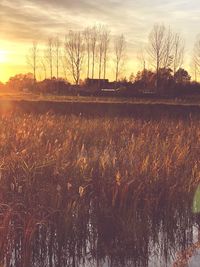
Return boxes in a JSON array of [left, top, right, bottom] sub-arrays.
[[114, 34, 126, 82], [65, 30, 85, 85], [173, 33, 184, 74], [194, 61, 198, 81], [162, 27, 174, 68], [147, 24, 175, 89], [148, 24, 166, 73], [46, 37, 54, 79], [191, 57, 198, 82], [91, 26, 97, 79], [137, 46, 148, 89], [98, 25, 104, 79], [84, 27, 91, 78], [193, 37, 200, 81], [61, 55, 68, 81], [54, 36, 61, 79], [102, 29, 110, 80], [137, 46, 147, 71], [26, 42, 38, 82], [40, 58, 47, 80]]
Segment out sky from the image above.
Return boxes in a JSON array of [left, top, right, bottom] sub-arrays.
[[0, 0, 200, 82]]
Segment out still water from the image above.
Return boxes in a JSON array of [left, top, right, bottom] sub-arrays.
[[1, 186, 200, 267]]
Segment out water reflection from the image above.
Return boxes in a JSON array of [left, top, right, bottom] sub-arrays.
[[0, 186, 198, 267]]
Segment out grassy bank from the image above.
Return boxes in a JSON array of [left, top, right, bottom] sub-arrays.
[[1, 99, 200, 119], [1, 91, 200, 105]]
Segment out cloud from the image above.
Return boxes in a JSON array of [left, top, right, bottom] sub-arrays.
[[1, 0, 199, 45], [0, 0, 150, 42]]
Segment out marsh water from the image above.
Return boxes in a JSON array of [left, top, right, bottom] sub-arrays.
[[1, 110, 200, 267], [1, 188, 200, 267]]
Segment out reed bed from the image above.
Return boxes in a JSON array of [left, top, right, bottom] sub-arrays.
[[0, 113, 200, 267]]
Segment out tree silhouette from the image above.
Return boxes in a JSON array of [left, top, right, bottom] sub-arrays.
[[193, 37, 200, 81], [98, 25, 104, 79], [83, 27, 92, 78], [26, 42, 38, 82], [91, 26, 98, 79], [174, 68, 191, 84], [173, 33, 184, 74], [147, 24, 174, 90], [65, 30, 85, 85], [114, 34, 126, 82], [46, 37, 54, 79], [6, 73, 34, 91], [102, 28, 110, 80], [54, 36, 61, 79]]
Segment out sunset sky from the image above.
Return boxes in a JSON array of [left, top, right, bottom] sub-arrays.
[[0, 0, 200, 82]]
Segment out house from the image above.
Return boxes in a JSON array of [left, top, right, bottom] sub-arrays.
[[85, 78, 109, 89]]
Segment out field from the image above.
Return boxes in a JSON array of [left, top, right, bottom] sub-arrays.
[[0, 107, 200, 266]]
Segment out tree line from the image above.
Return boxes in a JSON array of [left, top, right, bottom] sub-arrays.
[[26, 25, 126, 85], [3, 23, 200, 97], [25, 23, 200, 86]]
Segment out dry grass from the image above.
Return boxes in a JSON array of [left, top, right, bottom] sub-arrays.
[[0, 113, 200, 266]]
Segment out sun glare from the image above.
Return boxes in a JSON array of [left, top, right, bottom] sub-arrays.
[[0, 50, 8, 63]]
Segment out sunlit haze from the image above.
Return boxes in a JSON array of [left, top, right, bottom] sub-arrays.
[[1, 0, 200, 82]]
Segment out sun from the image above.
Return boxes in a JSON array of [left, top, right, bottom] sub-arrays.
[[0, 50, 8, 63]]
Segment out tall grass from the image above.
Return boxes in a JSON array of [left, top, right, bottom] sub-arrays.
[[0, 113, 199, 266]]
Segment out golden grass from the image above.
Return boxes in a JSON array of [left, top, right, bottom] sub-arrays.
[[0, 113, 199, 266]]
